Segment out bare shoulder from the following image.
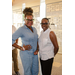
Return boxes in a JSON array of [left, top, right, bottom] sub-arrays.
[[50, 31, 56, 37]]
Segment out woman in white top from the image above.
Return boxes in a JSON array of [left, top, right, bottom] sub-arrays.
[[39, 18, 59, 75]]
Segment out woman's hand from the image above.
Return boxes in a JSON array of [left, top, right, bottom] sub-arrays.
[[34, 50, 39, 55], [23, 44, 32, 50]]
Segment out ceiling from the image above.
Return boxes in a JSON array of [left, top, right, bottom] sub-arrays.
[[12, 0, 38, 6], [12, 0, 40, 10], [12, 0, 62, 10]]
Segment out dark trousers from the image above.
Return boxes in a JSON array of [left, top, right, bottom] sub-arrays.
[[40, 58, 54, 75]]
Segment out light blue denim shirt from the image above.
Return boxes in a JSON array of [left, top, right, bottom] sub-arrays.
[[12, 25, 38, 52]]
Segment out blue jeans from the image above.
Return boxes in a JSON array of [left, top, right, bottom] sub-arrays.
[[20, 51, 39, 75]]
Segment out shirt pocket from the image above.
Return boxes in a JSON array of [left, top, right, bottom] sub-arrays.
[[42, 38, 48, 47]]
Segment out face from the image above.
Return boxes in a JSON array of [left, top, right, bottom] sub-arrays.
[[41, 19, 49, 31], [25, 15, 33, 27]]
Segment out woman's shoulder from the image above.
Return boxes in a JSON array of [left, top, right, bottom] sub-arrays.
[[18, 25, 25, 29], [49, 30, 56, 38], [50, 31, 55, 34], [50, 30, 53, 33], [16, 26, 24, 33]]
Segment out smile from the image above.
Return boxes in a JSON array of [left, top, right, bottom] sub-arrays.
[[42, 27, 46, 28]]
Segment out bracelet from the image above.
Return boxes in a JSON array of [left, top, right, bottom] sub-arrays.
[[22, 47, 25, 51]]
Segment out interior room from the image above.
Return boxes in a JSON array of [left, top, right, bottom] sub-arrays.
[[12, 0, 62, 75]]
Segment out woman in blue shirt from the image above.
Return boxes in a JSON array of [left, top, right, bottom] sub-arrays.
[[12, 7, 39, 75]]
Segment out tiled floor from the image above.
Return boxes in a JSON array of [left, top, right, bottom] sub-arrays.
[[51, 54, 62, 75], [12, 51, 62, 75]]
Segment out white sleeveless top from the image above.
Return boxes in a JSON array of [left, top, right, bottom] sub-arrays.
[[39, 28, 54, 60]]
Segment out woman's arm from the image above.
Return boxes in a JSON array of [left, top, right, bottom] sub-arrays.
[[13, 38, 23, 50], [50, 31, 59, 56], [12, 28, 24, 51], [12, 27, 32, 51], [12, 43, 24, 50], [15, 39, 18, 44]]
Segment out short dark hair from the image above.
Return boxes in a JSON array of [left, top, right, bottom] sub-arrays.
[[42, 18, 50, 23]]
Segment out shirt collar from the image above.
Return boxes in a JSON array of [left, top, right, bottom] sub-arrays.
[[43, 28, 50, 33], [24, 25, 33, 30], [24, 25, 28, 29]]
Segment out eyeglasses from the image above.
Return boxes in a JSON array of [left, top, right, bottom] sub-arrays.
[[40, 23, 49, 25], [25, 19, 34, 22]]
